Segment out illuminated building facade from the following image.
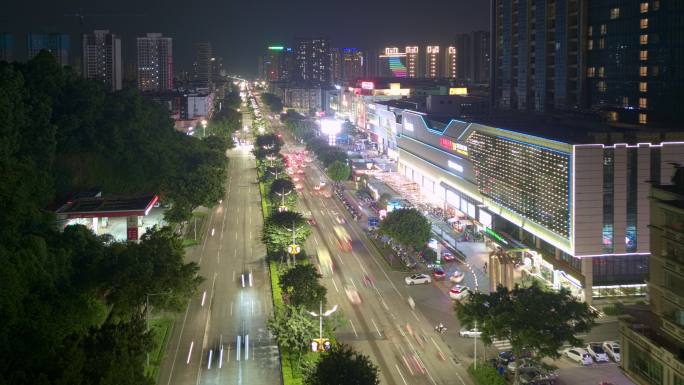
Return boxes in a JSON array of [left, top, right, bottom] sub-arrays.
[[405, 46, 419, 78], [294, 37, 331, 84], [425, 45, 441, 78], [341, 48, 364, 82], [445, 46, 457, 79], [82, 30, 122, 91], [136, 33, 173, 92], [397, 111, 684, 303], [379, 47, 408, 78]]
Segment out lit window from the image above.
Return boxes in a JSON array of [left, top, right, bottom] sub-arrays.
[[588, 40, 594, 50], [640, 66, 648, 76], [610, 7, 620, 19], [639, 113, 647, 124], [640, 50, 648, 60], [640, 34, 648, 45], [641, 18, 649, 29], [601, 24, 607, 35], [587, 67, 596, 77], [640, 2, 649, 13], [608, 111, 619, 122], [598, 67, 605, 77], [599, 38, 605, 49], [639, 98, 647, 109], [622, 97, 629, 107], [640, 82, 648, 92], [588, 26, 593, 36], [598, 81, 607, 92]]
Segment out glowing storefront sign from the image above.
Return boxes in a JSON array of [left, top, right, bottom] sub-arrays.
[[361, 81, 375, 90], [449, 87, 468, 95], [447, 160, 463, 173], [439, 138, 469, 156]]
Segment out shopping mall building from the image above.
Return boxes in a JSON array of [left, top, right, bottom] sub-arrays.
[[393, 110, 684, 303]]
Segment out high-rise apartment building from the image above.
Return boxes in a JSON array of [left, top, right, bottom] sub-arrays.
[[27, 33, 70, 66], [364, 48, 381, 78], [379, 47, 408, 78], [491, 0, 584, 112], [619, 171, 684, 385], [0, 33, 15, 62], [82, 30, 122, 91], [294, 37, 331, 84], [330, 47, 342, 84], [341, 48, 364, 82], [455, 33, 472, 83], [586, 0, 684, 127], [211, 56, 224, 83], [136, 33, 173, 92], [471, 30, 490, 84], [193, 42, 212, 87], [425, 45, 441, 78], [444, 46, 457, 79], [405, 46, 419, 78], [261, 45, 294, 82]]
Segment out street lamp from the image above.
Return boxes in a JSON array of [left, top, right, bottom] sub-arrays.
[[274, 188, 292, 212], [201, 119, 208, 138], [308, 301, 338, 349]]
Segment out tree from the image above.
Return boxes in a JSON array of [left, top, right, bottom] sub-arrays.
[[327, 160, 351, 184], [455, 283, 597, 371], [280, 264, 327, 309], [262, 211, 311, 256], [268, 305, 318, 369], [306, 344, 380, 385], [261, 92, 283, 112], [379, 208, 431, 249], [269, 178, 297, 209]]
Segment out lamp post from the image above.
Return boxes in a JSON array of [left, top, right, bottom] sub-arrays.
[[274, 188, 292, 212], [201, 119, 208, 138], [308, 301, 338, 348], [285, 221, 303, 264]]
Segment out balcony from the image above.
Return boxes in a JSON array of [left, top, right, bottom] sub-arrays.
[[661, 316, 684, 344]]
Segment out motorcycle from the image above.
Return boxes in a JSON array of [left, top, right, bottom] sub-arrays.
[[434, 325, 447, 334]]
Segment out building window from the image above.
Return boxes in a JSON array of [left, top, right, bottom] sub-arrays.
[[652, 65, 659, 77], [601, 24, 607, 35], [641, 18, 649, 29], [588, 40, 594, 50], [598, 67, 605, 78], [599, 38, 606, 49], [598, 81, 607, 92], [640, 34, 649, 45], [640, 66, 648, 76], [640, 2, 649, 13], [639, 113, 648, 124], [640, 50, 648, 60], [654, 0, 660, 10], [640, 82, 648, 92], [608, 111, 618, 122], [587, 67, 596, 77], [627, 342, 663, 385], [588, 26, 593, 36], [610, 7, 620, 19], [640, 97, 647, 109], [622, 97, 629, 107]]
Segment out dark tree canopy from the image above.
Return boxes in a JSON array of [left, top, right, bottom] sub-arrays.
[[326, 160, 351, 183], [306, 344, 380, 385], [261, 211, 311, 253], [279, 264, 327, 309], [379, 208, 432, 249], [456, 283, 598, 359]]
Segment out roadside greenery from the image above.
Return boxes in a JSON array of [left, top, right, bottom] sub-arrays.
[[326, 160, 351, 184], [280, 264, 327, 309], [379, 208, 432, 249], [468, 363, 506, 385], [0, 52, 206, 384], [305, 343, 380, 385], [261, 92, 284, 112]]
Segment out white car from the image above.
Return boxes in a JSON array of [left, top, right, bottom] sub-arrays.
[[345, 286, 362, 305], [562, 347, 594, 365], [405, 274, 432, 285], [449, 270, 465, 283], [459, 328, 482, 338], [602, 341, 621, 362], [587, 342, 610, 362], [449, 284, 470, 300]]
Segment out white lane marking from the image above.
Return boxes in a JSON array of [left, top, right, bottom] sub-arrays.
[[350, 277, 357, 290], [314, 237, 319, 246], [207, 349, 213, 369], [166, 293, 193, 384], [249, 231, 252, 239], [186, 341, 194, 364], [235, 232, 238, 240], [349, 319, 359, 337], [236, 336, 241, 361], [241, 274, 245, 288], [232, 270, 235, 281], [219, 346, 223, 369], [251, 300, 254, 315], [230, 302, 233, 316], [201, 291, 206, 307], [226, 344, 230, 362], [395, 364, 409, 385], [411, 310, 420, 322], [211, 228, 215, 237], [430, 336, 444, 356], [249, 271, 253, 287], [371, 318, 382, 337], [331, 277, 339, 293], [245, 334, 249, 360]]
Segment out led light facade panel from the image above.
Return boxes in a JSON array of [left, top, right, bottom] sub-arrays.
[[466, 131, 571, 238]]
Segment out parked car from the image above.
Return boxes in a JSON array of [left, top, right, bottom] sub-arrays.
[[602, 341, 620, 363], [507, 358, 540, 374], [442, 252, 455, 262], [449, 270, 465, 283], [433, 267, 446, 280], [562, 347, 594, 365], [449, 284, 470, 300], [459, 328, 482, 338], [405, 274, 432, 285], [587, 342, 610, 362]]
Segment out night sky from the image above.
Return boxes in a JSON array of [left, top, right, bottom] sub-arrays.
[[3, 0, 489, 76]]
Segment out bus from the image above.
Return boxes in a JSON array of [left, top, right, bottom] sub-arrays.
[[333, 225, 352, 252], [317, 247, 333, 277]]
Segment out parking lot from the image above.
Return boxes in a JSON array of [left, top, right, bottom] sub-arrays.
[[555, 359, 633, 385]]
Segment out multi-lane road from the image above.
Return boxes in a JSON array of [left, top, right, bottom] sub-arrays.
[[158, 110, 281, 385]]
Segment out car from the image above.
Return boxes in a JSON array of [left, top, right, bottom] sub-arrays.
[[587, 342, 610, 362], [602, 341, 620, 362], [433, 267, 446, 280], [507, 358, 540, 374], [442, 252, 455, 262], [295, 184, 303, 190], [335, 215, 346, 224], [405, 274, 432, 285], [449, 270, 465, 283], [324, 192, 332, 198], [297, 169, 305, 174], [306, 218, 317, 226], [313, 185, 321, 191], [449, 284, 470, 300], [562, 347, 594, 365], [498, 350, 532, 365], [459, 328, 482, 338], [319, 179, 326, 187], [345, 286, 362, 305]]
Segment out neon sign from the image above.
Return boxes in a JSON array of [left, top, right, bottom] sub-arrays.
[[439, 138, 469, 156], [361, 81, 375, 90]]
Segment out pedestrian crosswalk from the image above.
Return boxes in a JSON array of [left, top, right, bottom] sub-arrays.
[[491, 339, 511, 351]]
